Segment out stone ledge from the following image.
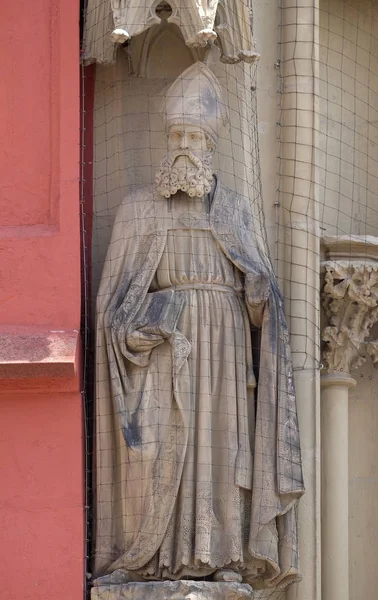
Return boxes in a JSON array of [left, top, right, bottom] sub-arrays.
[[0, 327, 80, 391], [321, 234, 378, 262], [91, 581, 254, 600]]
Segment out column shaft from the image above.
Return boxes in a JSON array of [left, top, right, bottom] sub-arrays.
[[321, 375, 355, 600], [279, 0, 321, 595]]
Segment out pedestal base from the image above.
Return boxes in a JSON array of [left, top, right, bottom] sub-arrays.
[[91, 580, 254, 600]]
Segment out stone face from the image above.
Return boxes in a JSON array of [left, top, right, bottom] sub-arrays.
[[91, 580, 254, 600]]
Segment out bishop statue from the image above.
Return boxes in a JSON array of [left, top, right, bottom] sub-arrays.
[[94, 62, 304, 591]]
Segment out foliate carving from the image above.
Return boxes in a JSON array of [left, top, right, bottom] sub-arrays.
[[322, 262, 378, 373], [367, 341, 378, 367], [83, 0, 259, 65]]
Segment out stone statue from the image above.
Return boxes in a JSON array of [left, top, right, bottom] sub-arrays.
[[94, 62, 304, 592]]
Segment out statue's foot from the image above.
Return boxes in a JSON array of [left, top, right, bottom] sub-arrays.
[[213, 569, 243, 583], [93, 569, 145, 585]]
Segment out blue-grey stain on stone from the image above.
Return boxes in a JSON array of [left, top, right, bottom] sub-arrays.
[[123, 392, 144, 447]]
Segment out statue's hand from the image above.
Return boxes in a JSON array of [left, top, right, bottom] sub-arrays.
[[245, 271, 270, 306], [126, 328, 165, 352]]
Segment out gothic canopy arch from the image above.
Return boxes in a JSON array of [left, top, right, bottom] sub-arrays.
[[83, 0, 259, 66]]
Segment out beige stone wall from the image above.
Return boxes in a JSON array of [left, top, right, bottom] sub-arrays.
[[319, 2, 378, 598], [254, 0, 280, 257], [319, 0, 378, 237]]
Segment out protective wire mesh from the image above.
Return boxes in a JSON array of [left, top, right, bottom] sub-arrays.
[[317, 0, 378, 374], [319, 0, 378, 238], [276, 0, 378, 597], [81, 2, 306, 599], [317, 5, 378, 594]]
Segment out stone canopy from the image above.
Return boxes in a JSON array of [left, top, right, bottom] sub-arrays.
[[83, 0, 260, 66]]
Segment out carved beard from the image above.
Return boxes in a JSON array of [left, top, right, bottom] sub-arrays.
[[155, 149, 214, 199]]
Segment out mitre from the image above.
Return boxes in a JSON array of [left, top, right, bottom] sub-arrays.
[[161, 62, 229, 145]]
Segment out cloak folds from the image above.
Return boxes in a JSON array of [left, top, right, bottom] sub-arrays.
[[94, 178, 304, 589]]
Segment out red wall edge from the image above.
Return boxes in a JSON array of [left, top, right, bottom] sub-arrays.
[[81, 63, 95, 316]]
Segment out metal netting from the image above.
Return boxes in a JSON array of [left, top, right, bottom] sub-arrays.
[[80, 2, 310, 599]]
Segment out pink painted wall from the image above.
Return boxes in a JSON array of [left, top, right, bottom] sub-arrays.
[[0, 1, 83, 599], [0, 0, 80, 327], [0, 392, 83, 599]]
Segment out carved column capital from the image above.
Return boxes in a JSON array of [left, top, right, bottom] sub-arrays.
[[321, 236, 378, 374]]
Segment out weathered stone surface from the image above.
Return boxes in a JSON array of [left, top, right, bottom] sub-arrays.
[[92, 62, 303, 589], [84, 0, 259, 66], [321, 236, 378, 373], [91, 580, 254, 600]]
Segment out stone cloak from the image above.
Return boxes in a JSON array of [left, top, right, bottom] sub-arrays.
[[94, 177, 304, 589]]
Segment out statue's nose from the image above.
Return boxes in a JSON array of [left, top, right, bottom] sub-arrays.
[[179, 135, 189, 149]]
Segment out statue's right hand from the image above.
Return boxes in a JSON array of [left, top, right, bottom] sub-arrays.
[[245, 271, 270, 306], [126, 329, 165, 352]]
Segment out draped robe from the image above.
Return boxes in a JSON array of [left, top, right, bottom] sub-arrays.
[[94, 177, 304, 589]]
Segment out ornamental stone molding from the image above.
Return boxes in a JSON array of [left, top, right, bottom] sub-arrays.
[[84, 0, 260, 65], [321, 235, 378, 374]]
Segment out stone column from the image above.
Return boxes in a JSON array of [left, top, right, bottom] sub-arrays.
[[279, 0, 321, 597], [320, 373, 355, 600], [321, 236, 378, 600]]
